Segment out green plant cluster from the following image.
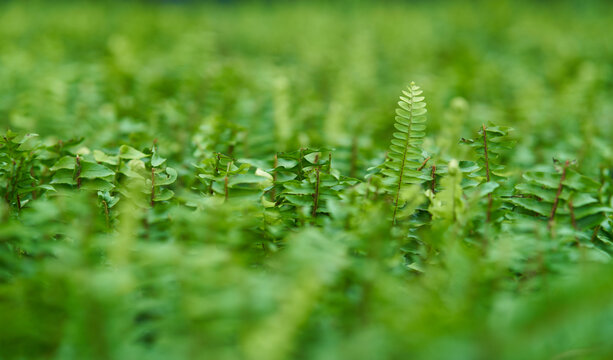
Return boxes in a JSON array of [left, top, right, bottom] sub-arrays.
[[2, 1, 613, 359]]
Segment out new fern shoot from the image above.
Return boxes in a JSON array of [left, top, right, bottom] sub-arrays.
[[382, 82, 431, 224]]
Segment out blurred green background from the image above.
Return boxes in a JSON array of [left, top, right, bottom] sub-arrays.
[[1, 0, 612, 171], [2, 1, 613, 359]]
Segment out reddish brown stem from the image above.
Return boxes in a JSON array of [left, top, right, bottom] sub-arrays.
[[75, 155, 82, 189], [209, 153, 221, 195], [214, 153, 221, 175], [430, 165, 437, 194], [548, 161, 569, 233], [327, 153, 332, 173], [482, 124, 491, 182], [418, 157, 431, 171], [312, 166, 320, 217], [298, 148, 304, 180], [482, 124, 493, 223], [103, 200, 110, 228]]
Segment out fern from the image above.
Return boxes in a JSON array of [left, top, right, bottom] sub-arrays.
[[508, 160, 612, 238], [272, 149, 358, 225], [382, 82, 431, 224], [461, 124, 515, 222]]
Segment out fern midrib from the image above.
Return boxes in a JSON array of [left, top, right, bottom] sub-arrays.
[[482, 124, 491, 182], [482, 124, 492, 222], [392, 91, 413, 224]]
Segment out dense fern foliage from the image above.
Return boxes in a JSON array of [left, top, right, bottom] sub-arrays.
[[2, 1, 613, 359]]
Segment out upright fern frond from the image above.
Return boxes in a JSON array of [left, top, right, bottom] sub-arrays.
[[382, 82, 430, 224], [461, 124, 514, 184], [461, 124, 515, 222]]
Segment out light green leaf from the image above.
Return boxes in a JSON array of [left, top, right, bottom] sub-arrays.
[[119, 145, 147, 160]]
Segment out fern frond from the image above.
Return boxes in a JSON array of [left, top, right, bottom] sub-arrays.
[[508, 162, 613, 237], [382, 82, 430, 224], [461, 124, 514, 183], [461, 123, 515, 222]]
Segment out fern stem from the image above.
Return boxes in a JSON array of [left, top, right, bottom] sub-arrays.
[[298, 148, 304, 180], [482, 124, 493, 222], [214, 153, 221, 176], [430, 165, 437, 194], [548, 161, 569, 233], [418, 156, 431, 171], [312, 166, 320, 218], [482, 124, 491, 182], [392, 90, 415, 225], [10, 159, 23, 206], [75, 155, 82, 189], [103, 200, 110, 228]]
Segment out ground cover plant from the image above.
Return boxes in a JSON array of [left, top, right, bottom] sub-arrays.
[[1, 0, 613, 359]]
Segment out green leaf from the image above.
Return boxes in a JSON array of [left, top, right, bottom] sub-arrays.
[[153, 167, 177, 187], [151, 151, 166, 167], [50, 170, 77, 185], [94, 150, 119, 165], [153, 188, 174, 201], [79, 162, 115, 179], [50, 156, 76, 171], [507, 197, 551, 217], [80, 179, 115, 191], [119, 145, 147, 160]]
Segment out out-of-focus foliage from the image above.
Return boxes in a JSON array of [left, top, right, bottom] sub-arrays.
[[1, 1, 613, 359]]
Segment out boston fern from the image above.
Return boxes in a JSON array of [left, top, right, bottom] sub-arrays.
[[381, 82, 431, 224], [3, 81, 613, 359], [508, 160, 612, 239], [461, 124, 515, 223]]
